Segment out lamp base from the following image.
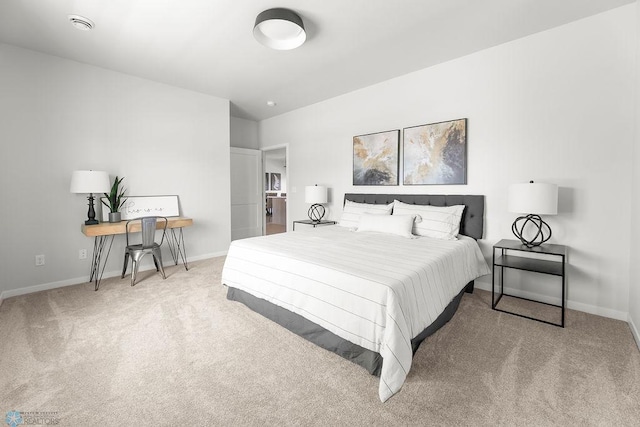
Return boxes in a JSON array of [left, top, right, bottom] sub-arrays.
[[308, 204, 325, 223], [511, 214, 552, 248], [85, 193, 99, 225]]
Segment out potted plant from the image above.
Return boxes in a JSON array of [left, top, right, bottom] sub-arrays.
[[102, 176, 127, 223]]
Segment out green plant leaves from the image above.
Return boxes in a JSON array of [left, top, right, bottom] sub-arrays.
[[102, 176, 127, 213]]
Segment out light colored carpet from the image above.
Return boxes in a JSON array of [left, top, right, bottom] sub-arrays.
[[1, 257, 639, 426]]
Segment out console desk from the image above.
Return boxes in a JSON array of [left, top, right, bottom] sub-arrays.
[[81, 217, 193, 291]]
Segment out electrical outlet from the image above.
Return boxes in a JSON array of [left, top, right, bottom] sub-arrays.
[[79, 249, 87, 260], [35, 254, 45, 266]]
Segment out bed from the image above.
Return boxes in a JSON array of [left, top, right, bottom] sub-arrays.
[[222, 194, 490, 402]]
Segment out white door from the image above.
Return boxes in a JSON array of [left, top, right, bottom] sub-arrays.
[[230, 147, 262, 240]]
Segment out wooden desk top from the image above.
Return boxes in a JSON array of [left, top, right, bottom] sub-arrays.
[[81, 217, 193, 237]]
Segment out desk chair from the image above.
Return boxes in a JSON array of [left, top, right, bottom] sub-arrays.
[[121, 216, 167, 286]]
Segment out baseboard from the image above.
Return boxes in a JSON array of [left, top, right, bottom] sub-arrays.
[[0, 274, 91, 302], [186, 251, 227, 262], [566, 299, 628, 322], [474, 281, 628, 322], [629, 314, 640, 351], [0, 251, 227, 306]]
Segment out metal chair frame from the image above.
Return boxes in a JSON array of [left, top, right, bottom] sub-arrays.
[[121, 216, 167, 286]]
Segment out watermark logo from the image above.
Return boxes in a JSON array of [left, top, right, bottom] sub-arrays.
[[5, 411, 23, 427], [5, 411, 59, 426]]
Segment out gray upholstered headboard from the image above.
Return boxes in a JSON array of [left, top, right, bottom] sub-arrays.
[[344, 193, 485, 240]]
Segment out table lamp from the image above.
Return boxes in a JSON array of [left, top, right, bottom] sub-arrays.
[[70, 170, 110, 225], [305, 185, 327, 223], [508, 181, 558, 247]]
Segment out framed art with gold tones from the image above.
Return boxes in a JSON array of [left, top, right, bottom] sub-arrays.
[[353, 129, 399, 186], [403, 118, 467, 185]]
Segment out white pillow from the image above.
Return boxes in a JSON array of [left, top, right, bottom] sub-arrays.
[[392, 200, 465, 240], [338, 200, 393, 229], [356, 213, 416, 238]]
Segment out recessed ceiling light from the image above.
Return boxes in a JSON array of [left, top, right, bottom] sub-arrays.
[[266, 101, 277, 107], [253, 8, 306, 50], [68, 15, 94, 31]]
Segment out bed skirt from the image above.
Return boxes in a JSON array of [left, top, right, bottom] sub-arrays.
[[226, 281, 473, 377]]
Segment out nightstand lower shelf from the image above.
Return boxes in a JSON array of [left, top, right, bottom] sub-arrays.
[[492, 293, 564, 327]]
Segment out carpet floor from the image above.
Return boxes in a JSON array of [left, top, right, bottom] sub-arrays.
[[1, 257, 639, 426]]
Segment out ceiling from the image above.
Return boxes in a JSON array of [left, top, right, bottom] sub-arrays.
[[0, 0, 632, 121]]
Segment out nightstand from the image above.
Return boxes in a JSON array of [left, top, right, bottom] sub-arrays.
[[492, 239, 567, 327], [292, 220, 336, 231]]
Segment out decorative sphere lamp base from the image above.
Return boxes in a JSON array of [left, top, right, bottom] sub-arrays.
[[308, 204, 325, 223], [511, 214, 551, 248]]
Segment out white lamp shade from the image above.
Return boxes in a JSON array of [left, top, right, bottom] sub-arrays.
[[508, 182, 558, 215], [70, 170, 110, 194], [305, 185, 327, 204], [254, 8, 306, 50]]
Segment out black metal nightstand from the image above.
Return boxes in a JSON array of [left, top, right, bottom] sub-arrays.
[[492, 239, 567, 327], [292, 220, 336, 231]]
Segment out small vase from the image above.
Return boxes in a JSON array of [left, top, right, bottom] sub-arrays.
[[108, 212, 121, 223]]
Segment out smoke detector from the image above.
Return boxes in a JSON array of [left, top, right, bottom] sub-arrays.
[[68, 15, 94, 31]]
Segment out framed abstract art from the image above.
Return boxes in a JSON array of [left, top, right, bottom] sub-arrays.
[[403, 118, 467, 185], [353, 129, 399, 186]]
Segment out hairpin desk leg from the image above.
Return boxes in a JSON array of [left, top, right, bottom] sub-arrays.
[[89, 235, 114, 291], [166, 227, 189, 271]]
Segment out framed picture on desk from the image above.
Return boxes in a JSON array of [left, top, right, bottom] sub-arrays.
[[101, 195, 180, 221]]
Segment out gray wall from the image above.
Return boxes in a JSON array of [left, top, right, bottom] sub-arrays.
[[0, 43, 231, 298], [259, 5, 636, 321], [230, 116, 259, 149]]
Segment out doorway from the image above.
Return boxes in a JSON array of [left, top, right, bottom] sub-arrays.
[[263, 146, 288, 235]]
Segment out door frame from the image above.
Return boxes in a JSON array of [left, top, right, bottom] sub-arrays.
[[262, 144, 289, 235]]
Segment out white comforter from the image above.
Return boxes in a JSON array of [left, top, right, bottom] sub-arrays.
[[221, 226, 490, 401]]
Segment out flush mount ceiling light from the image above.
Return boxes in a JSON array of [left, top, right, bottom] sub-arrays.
[[253, 8, 306, 50], [68, 15, 94, 31]]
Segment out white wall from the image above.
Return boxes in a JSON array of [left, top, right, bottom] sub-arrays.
[[259, 6, 636, 320], [0, 43, 231, 298], [629, 0, 640, 348], [230, 116, 259, 149]]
